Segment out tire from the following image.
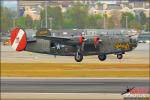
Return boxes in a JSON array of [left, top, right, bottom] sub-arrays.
[[117, 54, 123, 59], [75, 52, 83, 62], [98, 54, 106, 61]]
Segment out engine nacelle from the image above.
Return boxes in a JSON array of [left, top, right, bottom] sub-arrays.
[[94, 36, 100, 46], [79, 35, 85, 45]]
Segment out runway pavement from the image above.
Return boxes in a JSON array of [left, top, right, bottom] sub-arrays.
[[1, 78, 149, 93]]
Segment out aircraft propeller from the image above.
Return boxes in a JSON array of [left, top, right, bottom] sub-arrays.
[[79, 35, 87, 51], [94, 36, 101, 48]]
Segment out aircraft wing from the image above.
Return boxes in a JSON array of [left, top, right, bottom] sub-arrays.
[[36, 35, 71, 42]]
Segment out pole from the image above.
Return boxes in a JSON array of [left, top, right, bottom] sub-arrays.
[[125, 16, 128, 29], [49, 17, 52, 30], [45, 0, 48, 28], [103, 12, 106, 29], [104, 16, 106, 29]]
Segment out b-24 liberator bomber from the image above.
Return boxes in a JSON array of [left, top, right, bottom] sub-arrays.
[[10, 27, 138, 62]]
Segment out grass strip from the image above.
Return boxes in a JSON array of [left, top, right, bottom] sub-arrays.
[[1, 63, 149, 77]]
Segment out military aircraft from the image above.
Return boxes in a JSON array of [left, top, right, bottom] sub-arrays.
[[10, 27, 138, 62]]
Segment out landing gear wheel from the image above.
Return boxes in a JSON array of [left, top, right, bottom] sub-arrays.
[[117, 54, 123, 59], [75, 52, 83, 62], [98, 54, 106, 61]]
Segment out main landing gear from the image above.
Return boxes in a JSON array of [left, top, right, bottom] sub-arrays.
[[74, 52, 83, 62], [117, 54, 123, 59], [74, 52, 123, 62], [98, 54, 107, 61]]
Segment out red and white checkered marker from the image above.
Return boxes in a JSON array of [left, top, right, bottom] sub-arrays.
[[10, 27, 27, 51]]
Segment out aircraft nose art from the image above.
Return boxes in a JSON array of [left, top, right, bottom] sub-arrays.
[[10, 27, 27, 51]]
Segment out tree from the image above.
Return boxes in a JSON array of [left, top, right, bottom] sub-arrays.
[[138, 12, 147, 30], [25, 14, 33, 29], [121, 12, 135, 29], [139, 12, 146, 25], [63, 18, 75, 29], [64, 3, 89, 29], [16, 16, 26, 28], [32, 20, 41, 29], [129, 20, 142, 30], [107, 17, 114, 29], [87, 15, 97, 28], [108, 10, 122, 29], [87, 14, 103, 29], [15, 15, 40, 30], [0, 7, 17, 32], [143, 20, 149, 32], [40, 6, 63, 29]]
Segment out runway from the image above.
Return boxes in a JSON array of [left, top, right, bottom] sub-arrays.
[[1, 78, 149, 93]]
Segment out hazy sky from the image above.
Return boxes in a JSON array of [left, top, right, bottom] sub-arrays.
[[2, 0, 17, 10]]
